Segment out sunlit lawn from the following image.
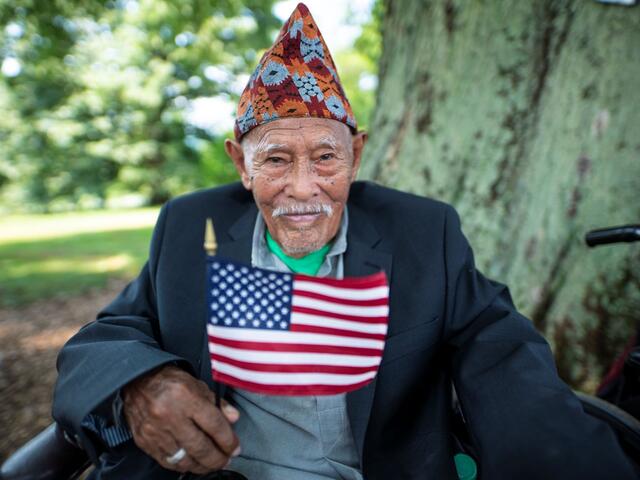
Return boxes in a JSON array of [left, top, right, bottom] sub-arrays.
[[0, 208, 159, 307]]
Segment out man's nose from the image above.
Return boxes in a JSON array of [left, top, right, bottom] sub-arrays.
[[286, 162, 319, 200]]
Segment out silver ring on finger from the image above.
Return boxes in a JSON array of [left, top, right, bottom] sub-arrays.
[[166, 447, 187, 465]]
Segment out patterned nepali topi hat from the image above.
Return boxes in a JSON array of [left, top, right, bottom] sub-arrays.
[[233, 2, 357, 140]]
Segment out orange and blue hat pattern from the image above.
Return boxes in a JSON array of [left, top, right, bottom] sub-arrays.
[[234, 3, 357, 140]]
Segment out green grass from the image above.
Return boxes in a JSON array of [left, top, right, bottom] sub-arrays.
[[0, 208, 159, 307]]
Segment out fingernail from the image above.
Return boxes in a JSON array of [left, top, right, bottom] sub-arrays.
[[232, 445, 241, 457], [223, 404, 239, 416]]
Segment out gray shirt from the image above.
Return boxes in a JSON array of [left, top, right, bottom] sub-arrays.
[[227, 210, 363, 480]]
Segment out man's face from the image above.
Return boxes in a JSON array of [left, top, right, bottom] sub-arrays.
[[225, 117, 366, 258]]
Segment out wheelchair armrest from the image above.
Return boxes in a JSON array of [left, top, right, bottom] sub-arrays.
[[577, 392, 640, 449], [0, 422, 90, 480], [577, 391, 640, 475]]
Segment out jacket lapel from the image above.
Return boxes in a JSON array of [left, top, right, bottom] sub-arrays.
[[217, 204, 257, 263], [344, 203, 393, 461]]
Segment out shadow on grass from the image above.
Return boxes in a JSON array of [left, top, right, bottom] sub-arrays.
[[0, 226, 153, 307]]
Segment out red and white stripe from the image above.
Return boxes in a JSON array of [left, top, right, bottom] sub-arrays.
[[208, 271, 389, 395]]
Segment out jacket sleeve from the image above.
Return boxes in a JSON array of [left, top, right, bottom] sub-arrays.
[[443, 205, 636, 479], [52, 201, 194, 463]]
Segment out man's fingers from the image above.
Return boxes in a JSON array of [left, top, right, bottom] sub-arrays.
[[149, 424, 222, 474], [199, 387, 240, 424], [191, 400, 240, 457], [173, 419, 230, 471], [158, 450, 208, 475], [129, 421, 197, 473], [130, 418, 180, 464]]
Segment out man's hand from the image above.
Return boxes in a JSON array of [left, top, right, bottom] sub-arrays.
[[122, 365, 241, 474]]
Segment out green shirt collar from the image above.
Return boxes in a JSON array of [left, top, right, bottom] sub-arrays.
[[265, 230, 331, 276]]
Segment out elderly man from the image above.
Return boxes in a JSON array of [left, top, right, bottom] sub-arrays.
[[52, 3, 635, 480]]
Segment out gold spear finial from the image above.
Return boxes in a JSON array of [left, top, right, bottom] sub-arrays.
[[204, 218, 218, 256]]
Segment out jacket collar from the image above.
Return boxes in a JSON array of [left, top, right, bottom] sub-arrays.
[[218, 202, 258, 263]]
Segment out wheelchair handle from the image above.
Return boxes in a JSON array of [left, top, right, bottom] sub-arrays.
[[585, 224, 640, 247]]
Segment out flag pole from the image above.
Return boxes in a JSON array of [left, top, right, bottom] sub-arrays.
[[204, 218, 222, 408], [204, 218, 218, 256]]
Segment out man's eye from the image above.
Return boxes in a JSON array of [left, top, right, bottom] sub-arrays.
[[319, 153, 334, 161], [266, 156, 284, 164]]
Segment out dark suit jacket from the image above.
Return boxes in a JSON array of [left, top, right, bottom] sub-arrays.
[[52, 181, 636, 479]]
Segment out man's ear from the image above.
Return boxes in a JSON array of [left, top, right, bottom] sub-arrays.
[[350, 131, 368, 182], [224, 138, 252, 190]]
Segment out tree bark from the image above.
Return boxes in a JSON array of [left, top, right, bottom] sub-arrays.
[[362, 0, 640, 389]]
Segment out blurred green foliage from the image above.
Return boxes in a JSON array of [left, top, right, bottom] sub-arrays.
[[0, 0, 381, 212], [336, 0, 382, 130], [0, 207, 159, 306], [0, 0, 279, 211]]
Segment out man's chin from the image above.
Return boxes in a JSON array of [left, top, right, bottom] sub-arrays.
[[278, 234, 326, 258]]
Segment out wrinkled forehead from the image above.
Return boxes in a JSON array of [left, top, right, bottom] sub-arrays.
[[242, 118, 352, 153]]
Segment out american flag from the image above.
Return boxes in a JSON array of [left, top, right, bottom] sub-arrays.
[[206, 257, 389, 395]]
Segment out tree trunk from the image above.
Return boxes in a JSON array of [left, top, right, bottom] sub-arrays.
[[362, 0, 640, 390]]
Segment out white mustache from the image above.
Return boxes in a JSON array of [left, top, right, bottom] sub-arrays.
[[272, 204, 333, 218]]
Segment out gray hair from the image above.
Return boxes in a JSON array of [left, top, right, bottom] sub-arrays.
[[272, 203, 333, 218]]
